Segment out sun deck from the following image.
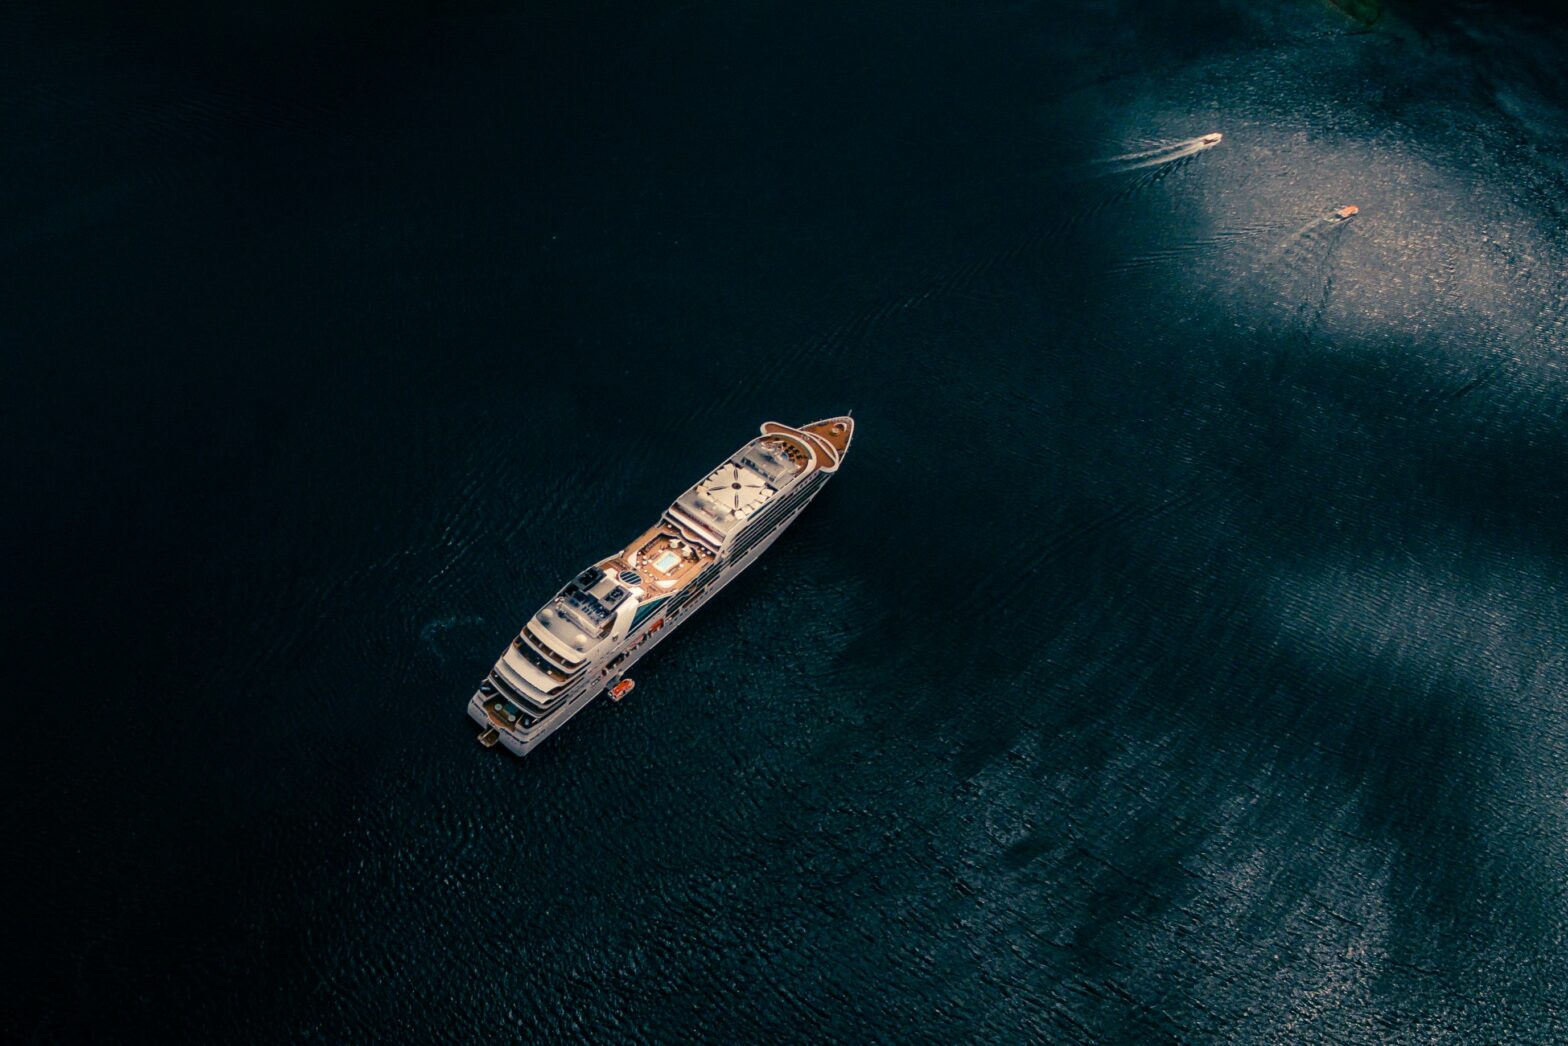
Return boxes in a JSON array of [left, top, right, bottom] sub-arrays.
[[583, 419, 854, 613], [609, 524, 716, 596], [802, 417, 853, 460]]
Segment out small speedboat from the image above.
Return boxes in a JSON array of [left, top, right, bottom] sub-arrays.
[[1331, 205, 1359, 221], [1200, 132, 1223, 146]]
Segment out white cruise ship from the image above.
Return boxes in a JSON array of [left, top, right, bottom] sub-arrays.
[[468, 416, 854, 755]]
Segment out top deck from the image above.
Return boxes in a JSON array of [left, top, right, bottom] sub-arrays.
[[665, 431, 817, 546], [588, 416, 855, 615], [608, 523, 716, 596]]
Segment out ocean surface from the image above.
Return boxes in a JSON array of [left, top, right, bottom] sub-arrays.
[[6, 0, 1568, 1040]]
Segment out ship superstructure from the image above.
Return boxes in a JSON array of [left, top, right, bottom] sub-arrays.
[[468, 416, 853, 755]]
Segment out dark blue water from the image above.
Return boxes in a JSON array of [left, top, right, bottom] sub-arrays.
[[7, 1, 1568, 1040]]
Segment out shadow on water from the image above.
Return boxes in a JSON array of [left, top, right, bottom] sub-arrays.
[[691, 137, 1225, 432], [821, 305, 1568, 995]]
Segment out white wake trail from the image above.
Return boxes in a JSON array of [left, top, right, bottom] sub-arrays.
[[1090, 133, 1223, 170]]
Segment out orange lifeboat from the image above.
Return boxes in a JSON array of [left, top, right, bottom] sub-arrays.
[[609, 679, 636, 702], [1332, 205, 1359, 220]]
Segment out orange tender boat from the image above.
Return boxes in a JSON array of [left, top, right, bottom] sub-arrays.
[[608, 679, 636, 702], [1332, 205, 1359, 220]]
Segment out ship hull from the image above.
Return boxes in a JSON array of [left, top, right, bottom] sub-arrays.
[[467, 486, 825, 756]]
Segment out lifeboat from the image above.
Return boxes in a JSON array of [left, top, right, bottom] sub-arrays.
[[609, 679, 636, 702], [1331, 205, 1359, 221]]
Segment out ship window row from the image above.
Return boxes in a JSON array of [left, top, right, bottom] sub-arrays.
[[745, 481, 811, 530], [512, 636, 577, 681], [726, 493, 813, 563], [750, 472, 820, 528], [522, 626, 583, 669], [725, 475, 823, 560], [731, 489, 801, 547], [488, 671, 559, 715], [665, 564, 722, 617]]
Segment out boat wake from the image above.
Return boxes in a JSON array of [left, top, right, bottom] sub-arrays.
[[1264, 206, 1358, 262], [1089, 132, 1223, 174]]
